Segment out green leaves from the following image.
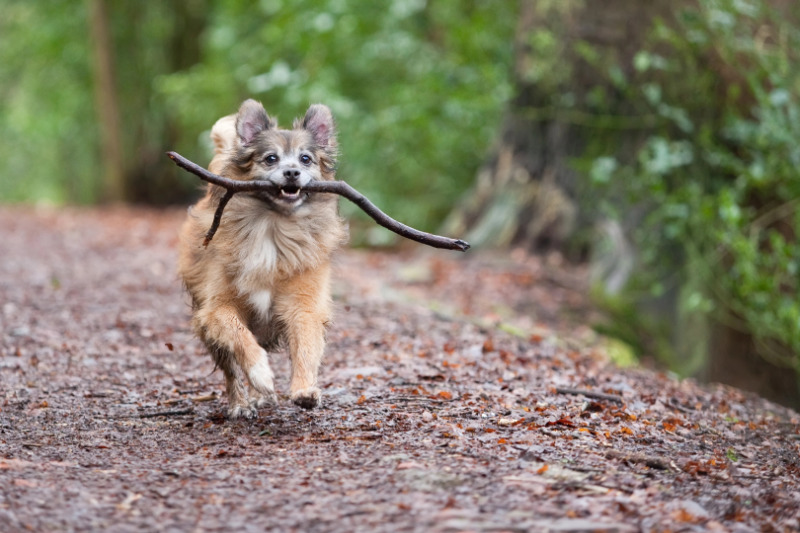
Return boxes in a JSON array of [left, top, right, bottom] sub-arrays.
[[587, 0, 800, 368], [0, 0, 515, 227], [154, 0, 516, 232], [590, 157, 618, 185], [639, 137, 694, 176], [0, 1, 98, 203]]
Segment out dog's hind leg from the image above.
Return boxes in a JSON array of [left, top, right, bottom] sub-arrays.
[[196, 304, 277, 418]]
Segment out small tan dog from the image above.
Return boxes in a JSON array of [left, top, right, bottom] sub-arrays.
[[178, 99, 347, 418]]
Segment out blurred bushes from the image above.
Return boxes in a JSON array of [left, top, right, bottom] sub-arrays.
[[0, 0, 515, 235], [584, 0, 800, 370], [157, 0, 515, 236], [0, 2, 99, 204]]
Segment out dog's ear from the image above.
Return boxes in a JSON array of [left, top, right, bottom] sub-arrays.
[[299, 104, 337, 151], [236, 99, 273, 145]]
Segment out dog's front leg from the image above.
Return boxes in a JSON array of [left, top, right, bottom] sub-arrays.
[[195, 303, 277, 418], [274, 265, 332, 409]]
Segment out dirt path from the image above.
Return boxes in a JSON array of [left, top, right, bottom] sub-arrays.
[[1, 207, 798, 532]]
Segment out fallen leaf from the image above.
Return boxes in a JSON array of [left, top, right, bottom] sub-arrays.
[[191, 393, 217, 402], [482, 338, 494, 353], [397, 461, 424, 470]]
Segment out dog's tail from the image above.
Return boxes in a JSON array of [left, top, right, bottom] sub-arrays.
[[210, 114, 237, 155]]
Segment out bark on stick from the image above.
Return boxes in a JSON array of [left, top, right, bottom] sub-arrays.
[[167, 151, 470, 252]]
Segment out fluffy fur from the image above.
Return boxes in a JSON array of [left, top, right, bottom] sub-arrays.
[[178, 99, 347, 418]]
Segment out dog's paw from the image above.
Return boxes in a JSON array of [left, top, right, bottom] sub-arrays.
[[249, 390, 277, 409], [291, 387, 321, 410], [228, 403, 258, 420], [247, 352, 275, 396]]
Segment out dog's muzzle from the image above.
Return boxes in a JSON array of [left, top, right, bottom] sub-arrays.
[[253, 171, 310, 209]]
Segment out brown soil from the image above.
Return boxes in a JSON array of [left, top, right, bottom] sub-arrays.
[[1, 207, 798, 532]]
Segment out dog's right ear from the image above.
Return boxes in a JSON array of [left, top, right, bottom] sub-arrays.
[[236, 99, 273, 145]]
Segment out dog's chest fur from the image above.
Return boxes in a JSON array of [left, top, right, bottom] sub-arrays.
[[221, 198, 342, 317]]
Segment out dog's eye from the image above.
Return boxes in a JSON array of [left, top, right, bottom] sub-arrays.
[[299, 154, 312, 166], [264, 154, 279, 164]]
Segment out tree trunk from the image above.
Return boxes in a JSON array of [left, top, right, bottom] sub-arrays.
[[445, 0, 672, 254], [89, 0, 125, 203], [123, 0, 208, 204], [88, 1, 208, 204]]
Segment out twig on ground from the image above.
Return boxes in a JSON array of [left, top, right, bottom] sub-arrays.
[[167, 151, 470, 252], [84, 390, 114, 398], [138, 408, 195, 419], [190, 393, 218, 402], [556, 387, 624, 404], [605, 450, 673, 471], [538, 428, 563, 439], [668, 398, 695, 414], [563, 464, 607, 474]]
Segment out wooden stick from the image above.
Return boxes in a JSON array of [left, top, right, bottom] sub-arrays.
[[555, 387, 624, 404], [167, 151, 470, 252], [203, 189, 233, 247]]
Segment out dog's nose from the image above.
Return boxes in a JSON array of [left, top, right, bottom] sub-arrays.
[[284, 169, 300, 181]]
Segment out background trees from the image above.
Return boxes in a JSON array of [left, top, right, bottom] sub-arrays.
[[0, 0, 797, 405]]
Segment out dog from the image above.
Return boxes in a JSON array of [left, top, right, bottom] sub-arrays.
[[178, 99, 347, 419]]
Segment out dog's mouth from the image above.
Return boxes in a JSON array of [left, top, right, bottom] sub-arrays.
[[279, 185, 302, 202], [253, 184, 307, 208]]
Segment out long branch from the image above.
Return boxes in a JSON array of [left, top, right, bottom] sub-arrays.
[[167, 151, 470, 252]]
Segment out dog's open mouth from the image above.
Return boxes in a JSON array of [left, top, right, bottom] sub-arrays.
[[251, 182, 307, 208], [279, 185, 302, 201]]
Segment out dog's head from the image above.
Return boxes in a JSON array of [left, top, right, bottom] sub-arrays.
[[227, 99, 338, 214]]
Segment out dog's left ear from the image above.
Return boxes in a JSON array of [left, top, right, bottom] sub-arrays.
[[236, 99, 273, 145], [299, 104, 337, 151]]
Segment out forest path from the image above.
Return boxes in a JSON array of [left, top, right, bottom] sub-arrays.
[[0, 207, 798, 532]]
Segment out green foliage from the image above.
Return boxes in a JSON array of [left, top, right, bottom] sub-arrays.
[[156, 0, 514, 233], [0, 0, 514, 229], [0, 1, 98, 203], [588, 0, 800, 368], [157, 0, 516, 233], [0, 1, 206, 204]]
